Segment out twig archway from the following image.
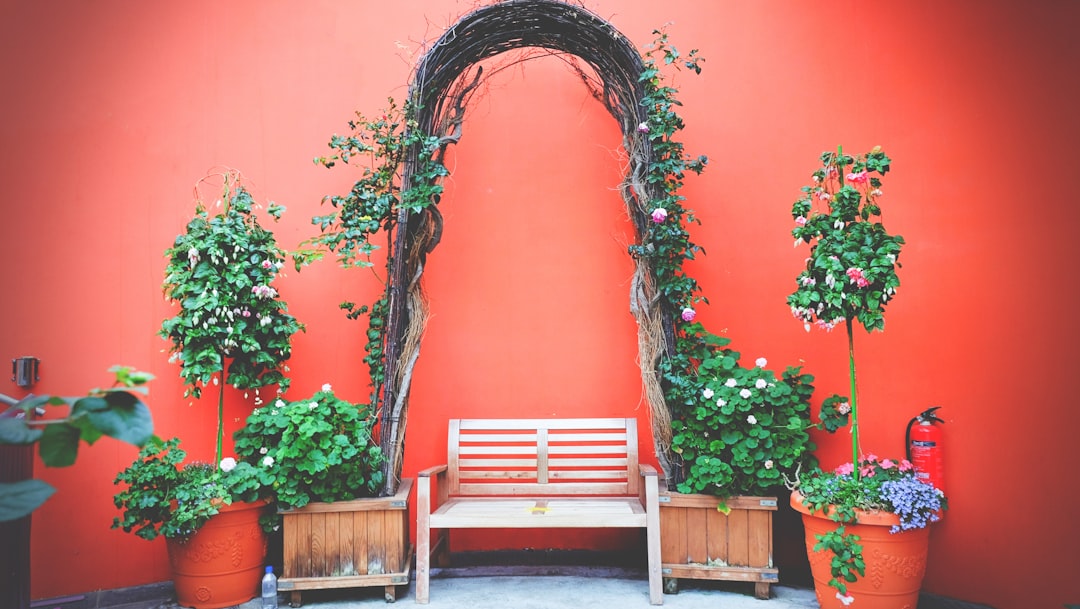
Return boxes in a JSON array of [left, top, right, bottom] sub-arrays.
[[379, 0, 681, 493]]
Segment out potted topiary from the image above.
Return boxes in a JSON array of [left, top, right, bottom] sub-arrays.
[[785, 147, 946, 609], [661, 321, 817, 599], [112, 169, 304, 609], [231, 384, 410, 605]]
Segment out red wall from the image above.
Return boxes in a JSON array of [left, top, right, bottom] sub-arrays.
[[2, 2, 1077, 609]]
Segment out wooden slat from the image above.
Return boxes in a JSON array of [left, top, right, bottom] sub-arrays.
[[323, 512, 340, 577], [457, 481, 629, 495], [727, 508, 749, 566], [686, 502, 708, 564], [706, 505, 729, 564], [457, 418, 628, 430], [339, 510, 355, 576], [660, 506, 686, 563], [748, 510, 772, 568]]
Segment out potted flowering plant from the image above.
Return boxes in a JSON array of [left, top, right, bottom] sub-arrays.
[[785, 147, 946, 608], [112, 169, 303, 609], [660, 321, 818, 598], [232, 384, 411, 605]]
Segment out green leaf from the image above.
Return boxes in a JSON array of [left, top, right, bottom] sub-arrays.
[[0, 480, 56, 522], [0, 417, 43, 444], [39, 423, 81, 467], [85, 393, 153, 447]]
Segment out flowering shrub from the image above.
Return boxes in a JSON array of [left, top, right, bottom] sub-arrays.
[[232, 385, 385, 513], [667, 327, 817, 496], [160, 173, 304, 401], [785, 148, 945, 601]]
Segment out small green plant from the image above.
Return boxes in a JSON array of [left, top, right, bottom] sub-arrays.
[[111, 436, 270, 540], [0, 366, 154, 521], [232, 384, 385, 514]]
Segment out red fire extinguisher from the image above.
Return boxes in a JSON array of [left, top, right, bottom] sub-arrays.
[[906, 406, 945, 493]]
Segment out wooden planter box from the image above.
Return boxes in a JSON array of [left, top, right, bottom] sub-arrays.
[[659, 491, 778, 599], [278, 478, 413, 606]]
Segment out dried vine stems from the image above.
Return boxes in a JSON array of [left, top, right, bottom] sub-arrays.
[[379, 0, 679, 493]]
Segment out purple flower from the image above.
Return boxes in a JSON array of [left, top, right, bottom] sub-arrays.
[[681, 307, 696, 322], [651, 208, 668, 223]]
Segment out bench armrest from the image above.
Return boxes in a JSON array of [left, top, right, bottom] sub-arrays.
[[418, 464, 448, 477], [638, 463, 658, 477]]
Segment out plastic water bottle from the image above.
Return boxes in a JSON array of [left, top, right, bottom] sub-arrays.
[[261, 566, 278, 609]]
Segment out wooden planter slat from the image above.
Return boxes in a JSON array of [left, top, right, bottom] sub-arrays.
[[659, 491, 778, 600], [279, 479, 413, 606]]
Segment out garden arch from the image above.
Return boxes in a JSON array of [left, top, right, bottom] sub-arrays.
[[378, 0, 685, 493]]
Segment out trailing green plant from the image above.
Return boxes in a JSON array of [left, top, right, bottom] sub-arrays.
[[232, 384, 385, 516], [667, 326, 817, 496], [0, 366, 154, 521], [111, 436, 271, 540], [786, 147, 944, 603], [630, 29, 708, 319]]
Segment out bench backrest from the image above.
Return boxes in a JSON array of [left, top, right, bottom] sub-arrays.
[[447, 418, 641, 497]]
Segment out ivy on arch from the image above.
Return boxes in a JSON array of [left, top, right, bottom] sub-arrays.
[[300, 0, 708, 494]]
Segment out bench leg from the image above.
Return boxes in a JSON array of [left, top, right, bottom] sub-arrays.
[[644, 475, 663, 604], [416, 524, 431, 604]]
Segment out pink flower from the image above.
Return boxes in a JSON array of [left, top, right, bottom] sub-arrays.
[[651, 208, 668, 223], [794, 216, 807, 226], [816, 190, 831, 201], [636, 121, 649, 134], [681, 307, 696, 322], [846, 170, 869, 185], [898, 459, 914, 472], [863, 453, 879, 463], [860, 463, 876, 477], [261, 260, 274, 270], [880, 458, 896, 469], [836, 401, 851, 415], [846, 267, 869, 288], [834, 463, 855, 476]]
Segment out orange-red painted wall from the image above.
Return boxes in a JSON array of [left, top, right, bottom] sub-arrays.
[[2, 2, 1077, 609]]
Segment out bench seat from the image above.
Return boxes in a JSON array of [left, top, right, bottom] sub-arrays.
[[415, 418, 663, 604]]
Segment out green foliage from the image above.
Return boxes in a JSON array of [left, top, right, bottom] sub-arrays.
[[232, 385, 385, 515], [112, 437, 231, 541], [160, 179, 304, 400], [787, 146, 904, 334], [296, 98, 448, 271], [666, 327, 817, 496], [0, 366, 154, 521], [813, 526, 865, 596], [629, 29, 709, 317]]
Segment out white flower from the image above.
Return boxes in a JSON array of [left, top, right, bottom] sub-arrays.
[[308, 401, 318, 410], [755, 379, 768, 389], [322, 383, 332, 392], [740, 389, 752, 399], [259, 447, 268, 454], [725, 379, 738, 388], [764, 460, 774, 470], [275, 399, 286, 408], [219, 457, 237, 472], [262, 456, 275, 467], [836, 592, 855, 606], [702, 388, 714, 399], [716, 398, 726, 407], [746, 415, 757, 425], [260, 316, 273, 327], [755, 357, 767, 368]]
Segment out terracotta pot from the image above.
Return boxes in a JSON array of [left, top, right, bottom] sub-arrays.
[[166, 500, 270, 609], [790, 492, 929, 609]]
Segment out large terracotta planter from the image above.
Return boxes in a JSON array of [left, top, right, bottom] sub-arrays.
[[659, 491, 778, 599], [166, 499, 270, 609], [278, 478, 412, 606], [790, 492, 930, 609]]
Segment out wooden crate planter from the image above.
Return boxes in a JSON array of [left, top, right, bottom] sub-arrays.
[[278, 479, 413, 606], [659, 492, 778, 599]]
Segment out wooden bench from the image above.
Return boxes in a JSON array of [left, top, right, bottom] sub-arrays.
[[416, 418, 663, 605]]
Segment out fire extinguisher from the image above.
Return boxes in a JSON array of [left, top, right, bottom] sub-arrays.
[[906, 406, 945, 493]]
